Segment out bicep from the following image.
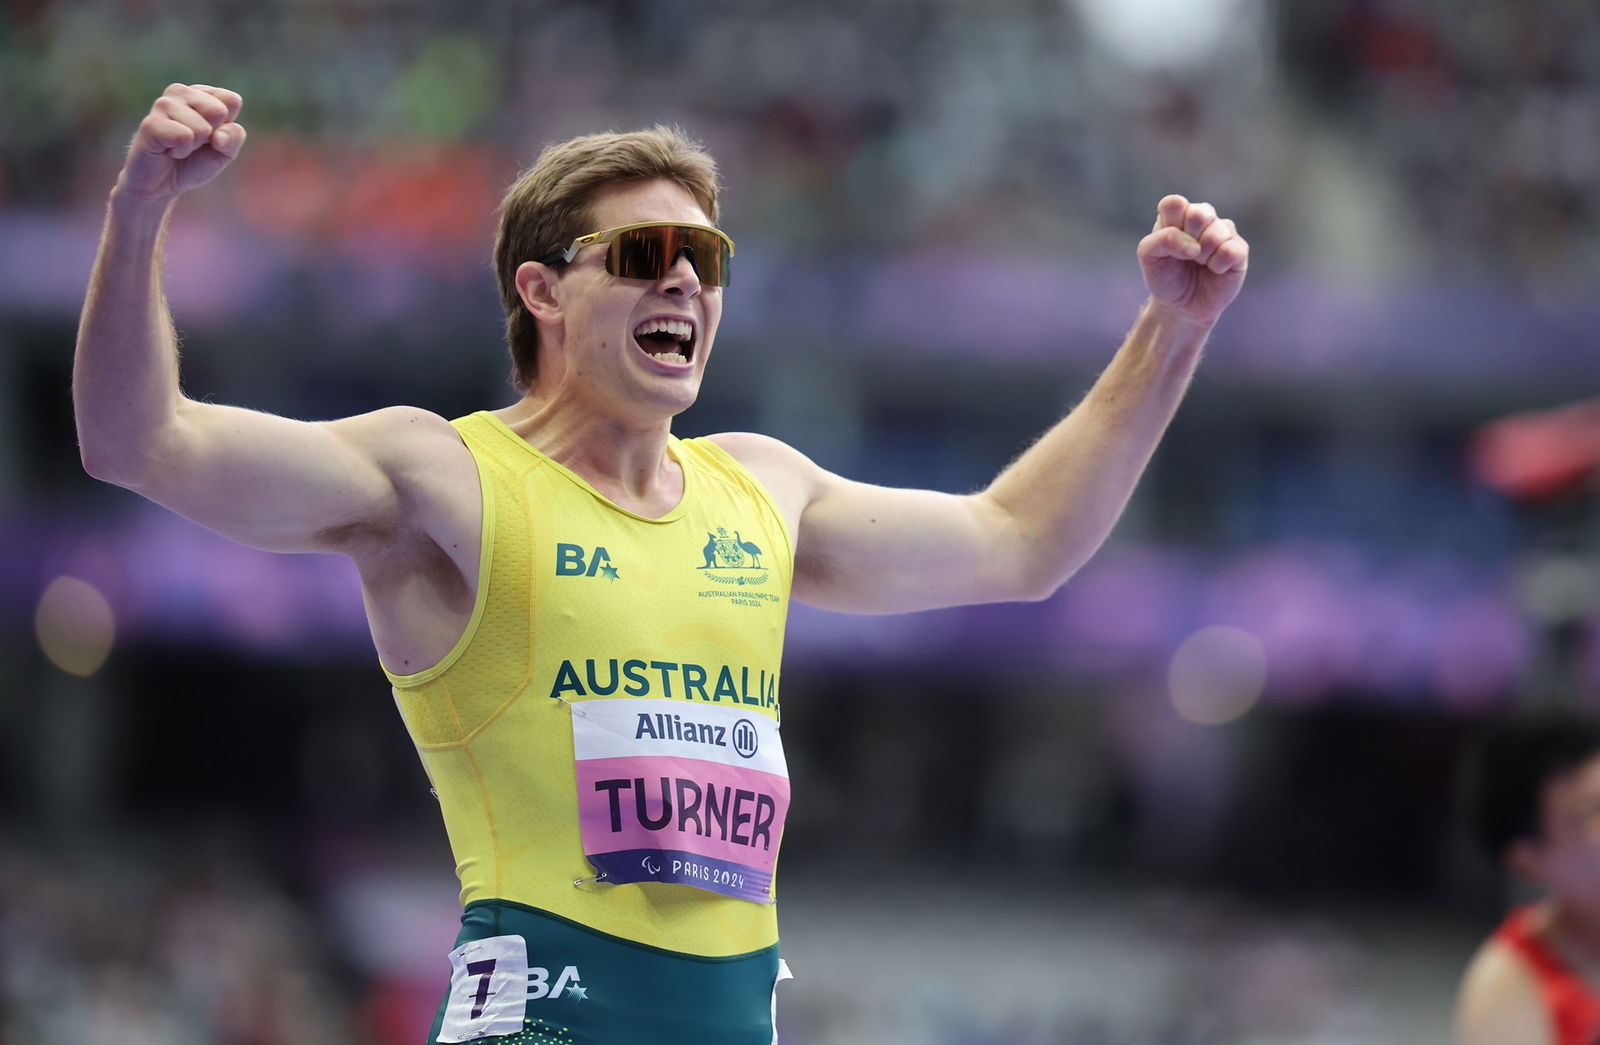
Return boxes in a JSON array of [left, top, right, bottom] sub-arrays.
[[121, 401, 414, 554], [707, 430, 1033, 614], [794, 476, 1028, 613]]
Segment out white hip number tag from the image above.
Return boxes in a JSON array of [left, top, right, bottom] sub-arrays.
[[437, 935, 529, 1042]]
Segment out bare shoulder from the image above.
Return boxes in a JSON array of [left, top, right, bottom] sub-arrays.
[[1454, 937, 1549, 1045], [704, 431, 813, 470], [327, 404, 464, 464], [333, 404, 477, 504], [704, 431, 825, 496], [703, 432, 825, 541], [323, 404, 477, 557]]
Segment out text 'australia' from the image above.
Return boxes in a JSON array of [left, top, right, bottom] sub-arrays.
[[549, 658, 779, 708]]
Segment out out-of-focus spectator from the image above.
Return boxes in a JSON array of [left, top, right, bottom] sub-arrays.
[[1454, 711, 1600, 1045]]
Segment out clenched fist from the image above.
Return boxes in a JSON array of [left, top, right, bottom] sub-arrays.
[[1136, 195, 1249, 327], [118, 83, 246, 203]]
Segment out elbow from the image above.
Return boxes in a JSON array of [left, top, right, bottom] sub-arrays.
[[79, 447, 131, 487], [77, 415, 130, 485], [1005, 545, 1087, 602], [77, 414, 183, 489], [79, 443, 117, 483], [1025, 582, 1061, 603], [79, 441, 153, 490], [992, 534, 1076, 603], [1015, 576, 1068, 603], [991, 562, 1071, 604]]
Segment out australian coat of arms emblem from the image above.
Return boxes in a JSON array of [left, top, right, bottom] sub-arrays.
[[700, 526, 764, 570]]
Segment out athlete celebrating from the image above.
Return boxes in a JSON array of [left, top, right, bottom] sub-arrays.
[[74, 84, 1250, 1043]]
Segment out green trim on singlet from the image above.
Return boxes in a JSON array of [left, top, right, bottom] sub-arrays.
[[426, 900, 782, 1045]]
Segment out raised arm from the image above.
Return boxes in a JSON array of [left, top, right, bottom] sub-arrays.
[[714, 196, 1248, 614], [74, 84, 450, 554]]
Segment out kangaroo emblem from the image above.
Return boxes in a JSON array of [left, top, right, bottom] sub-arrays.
[[700, 532, 718, 569]]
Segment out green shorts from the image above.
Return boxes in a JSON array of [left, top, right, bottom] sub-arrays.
[[425, 899, 785, 1045]]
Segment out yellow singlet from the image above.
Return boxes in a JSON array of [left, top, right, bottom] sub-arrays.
[[387, 411, 793, 958]]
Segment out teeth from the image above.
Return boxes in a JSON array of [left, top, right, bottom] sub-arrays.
[[654, 351, 688, 364], [632, 317, 694, 342]]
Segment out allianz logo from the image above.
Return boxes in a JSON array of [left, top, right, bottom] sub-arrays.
[[635, 711, 760, 759]]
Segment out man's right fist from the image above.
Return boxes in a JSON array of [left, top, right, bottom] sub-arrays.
[[119, 84, 246, 203]]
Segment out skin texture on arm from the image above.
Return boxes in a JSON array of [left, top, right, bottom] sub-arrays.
[[73, 84, 459, 556], [1455, 939, 1551, 1045], [715, 196, 1248, 614], [705, 432, 1026, 612]]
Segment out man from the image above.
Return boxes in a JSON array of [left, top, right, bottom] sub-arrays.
[[1456, 712, 1600, 1045], [74, 84, 1248, 1043]]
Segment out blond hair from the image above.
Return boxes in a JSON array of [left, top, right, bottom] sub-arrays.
[[493, 126, 721, 391]]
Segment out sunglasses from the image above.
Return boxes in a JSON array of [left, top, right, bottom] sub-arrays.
[[538, 221, 735, 287]]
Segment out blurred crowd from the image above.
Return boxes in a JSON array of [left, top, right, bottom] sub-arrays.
[[1, 0, 1597, 287], [0, 835, 352, 1044], [1283, 0, 1600, 289]]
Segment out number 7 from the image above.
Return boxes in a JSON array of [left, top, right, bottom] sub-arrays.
[[465, 958, 498, 1019]]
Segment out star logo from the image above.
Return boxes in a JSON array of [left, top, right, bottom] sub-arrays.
[[566, 984, 588, 1001], [598, 564, 620, 582]]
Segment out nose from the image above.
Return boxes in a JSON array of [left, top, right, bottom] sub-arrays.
[[659, 248, 702, 297]]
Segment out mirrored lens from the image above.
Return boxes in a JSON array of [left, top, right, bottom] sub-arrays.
[[608, 227, 730, 286]]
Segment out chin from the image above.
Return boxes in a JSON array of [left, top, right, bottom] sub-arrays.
[[627, 375, 702, 418], [662, 383, 703, 416]]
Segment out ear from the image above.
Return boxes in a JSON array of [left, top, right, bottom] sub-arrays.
[[1506, 839, 1546, 885], [515, 260, 564, 324]]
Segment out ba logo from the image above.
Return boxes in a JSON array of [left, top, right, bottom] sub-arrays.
[[527, 964, 586, 1002], [556, 543, 620, 581], [731, 718, 759, 759]]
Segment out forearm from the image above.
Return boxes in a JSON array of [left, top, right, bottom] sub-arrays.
[[984, 299, 1210, 594], [73, 189, 187, 483]]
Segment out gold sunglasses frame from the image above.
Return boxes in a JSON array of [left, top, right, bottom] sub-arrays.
[[538, 221, 736, 284]]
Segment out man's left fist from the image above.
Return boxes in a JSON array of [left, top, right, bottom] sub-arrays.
[[1137, 195, 1249, 327]]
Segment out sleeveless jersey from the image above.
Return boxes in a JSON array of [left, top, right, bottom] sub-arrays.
[[387, 411, 793, 958], [1493, 906, 1600, 1045]]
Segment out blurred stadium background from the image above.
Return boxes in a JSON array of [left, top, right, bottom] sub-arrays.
[[4, 0, 1600, 1041]]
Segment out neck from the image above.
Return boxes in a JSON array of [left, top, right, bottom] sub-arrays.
[[494, 390, 683, 514]]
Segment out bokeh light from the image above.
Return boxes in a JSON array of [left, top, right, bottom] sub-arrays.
[[1073, 0, 1261, 72], [35, 575, 115, 677], [1168, 625, 1268, 725]]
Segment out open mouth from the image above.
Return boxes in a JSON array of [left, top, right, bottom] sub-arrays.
[[632, 317, 696, 366]]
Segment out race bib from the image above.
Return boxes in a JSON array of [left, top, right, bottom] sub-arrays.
[[571, 698, 788, 902]]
